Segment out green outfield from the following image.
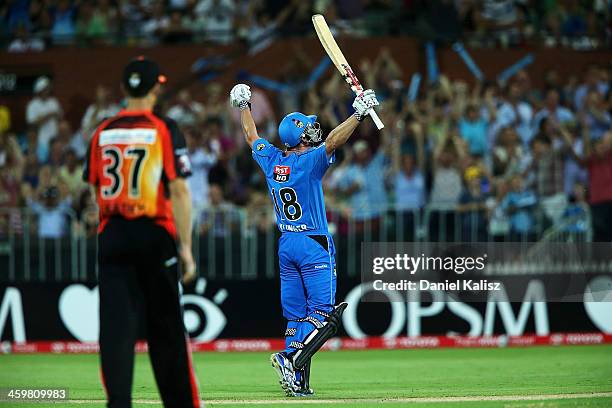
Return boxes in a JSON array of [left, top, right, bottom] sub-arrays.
[[1, 345, 611, 407]]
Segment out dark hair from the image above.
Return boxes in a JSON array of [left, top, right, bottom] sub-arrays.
[[545, 88, 559, 97], [63, 147, 76, 159], [42, 186, 59, 199], [531, 134, 552, 147], [480, 80, 496, 95], [538, 117, 550, 133]]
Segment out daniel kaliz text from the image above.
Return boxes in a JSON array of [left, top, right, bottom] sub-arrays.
[[373, 279, 502, 292]]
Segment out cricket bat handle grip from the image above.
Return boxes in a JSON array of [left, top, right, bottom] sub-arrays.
[[370, 109, 385, 130]]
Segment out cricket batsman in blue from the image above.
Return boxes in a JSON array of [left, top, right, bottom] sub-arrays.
[[229, 83, 379, 396]]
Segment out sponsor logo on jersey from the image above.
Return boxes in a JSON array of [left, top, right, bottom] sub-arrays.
[[178, 154, 191, 173], [99, 128, 156, 145], [314, 264, 328, 269], [273, 165, 291, 182], [256, 143, 265, 151]]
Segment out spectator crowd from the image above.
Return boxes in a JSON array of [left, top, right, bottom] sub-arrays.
[[2, 0, 611, 51], [0, 46, 611, 243]]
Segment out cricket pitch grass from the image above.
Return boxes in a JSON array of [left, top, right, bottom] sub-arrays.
[[1, 345, 611, 407]]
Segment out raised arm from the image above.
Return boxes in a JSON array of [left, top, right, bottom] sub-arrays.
[[558, 122, 588, 166], [240, 109, 259, 148], [6, 135, 25, 181], [412, 122, 426, 174], [580, 115, 592, 159], [325, 89, 379, 156], [325, 116, 360, 155], [230, 84, 259, 148]]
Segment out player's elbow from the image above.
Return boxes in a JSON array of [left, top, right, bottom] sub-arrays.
[[325, 140, 337, 156], [169, 178, 191, 200], [325, 132, 344, 152], [245, 133, 259, 148]]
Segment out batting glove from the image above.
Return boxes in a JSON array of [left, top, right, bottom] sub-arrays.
[[352, 89, 379, 121], [230, 83, 252, 110]]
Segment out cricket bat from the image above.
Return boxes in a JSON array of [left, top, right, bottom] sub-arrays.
[[312, 14, 384, 130]]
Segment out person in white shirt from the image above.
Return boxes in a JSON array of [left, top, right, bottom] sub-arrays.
[[80, 84, 120, 138], [391, 153, 425, 240], [184, 127, 218, 213], [480, 0, 521, 26], [491, 81, 534, 146], [193, 0, 235, 44], [198, 184, 238, 237], [25, 185, 72, 239], [141, 1, 170, 44], [393, 153, 426, 212], [533, 89, 575, 132], [8, 25, 45, 53], [74, 85, 120, 158], [26, 77, 63, 163], [573, 65, 609, 111], [429, 132, 466, 242], [166, 90, 205, 127], [477, 0, 524, 44]]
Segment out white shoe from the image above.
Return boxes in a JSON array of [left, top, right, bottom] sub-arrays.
[[270, 353, 299, 396]]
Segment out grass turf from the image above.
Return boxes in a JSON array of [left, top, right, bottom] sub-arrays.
[[0, 345, 611, 407]]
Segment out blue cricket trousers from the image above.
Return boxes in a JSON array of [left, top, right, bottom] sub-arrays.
[[278, 233, 337, 354]]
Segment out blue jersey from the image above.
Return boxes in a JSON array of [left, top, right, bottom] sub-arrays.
[[252, 138, 334, 234]]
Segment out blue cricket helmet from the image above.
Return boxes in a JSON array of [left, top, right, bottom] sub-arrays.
[[278, 112, 321, 148]]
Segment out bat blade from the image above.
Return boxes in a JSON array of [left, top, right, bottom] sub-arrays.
[[312, 14, 384, 130], [312, 14, 349, 73]]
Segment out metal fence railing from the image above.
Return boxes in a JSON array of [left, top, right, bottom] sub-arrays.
[[0, 203, 592, 283], [0, 208, 82, 282]]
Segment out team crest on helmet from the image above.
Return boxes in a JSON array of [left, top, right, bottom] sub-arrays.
[[256, 143, 265, 151], [292, 119, 304, 128], [129, 73, 141, 88]]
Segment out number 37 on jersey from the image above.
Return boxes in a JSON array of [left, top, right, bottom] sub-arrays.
[[83, 113, 191, 223]]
